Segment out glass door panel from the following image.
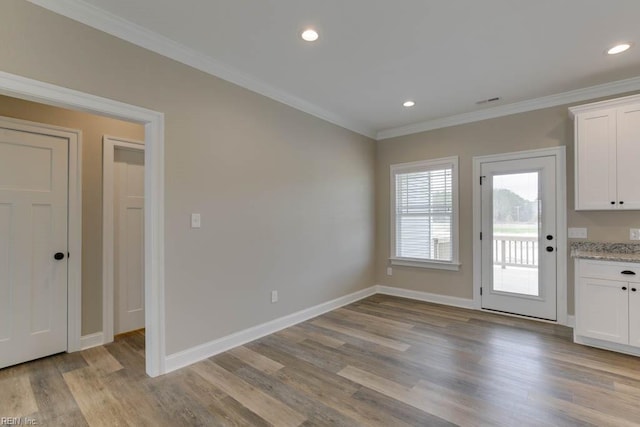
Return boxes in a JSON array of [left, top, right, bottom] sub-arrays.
[[492, 172, 540, 296]]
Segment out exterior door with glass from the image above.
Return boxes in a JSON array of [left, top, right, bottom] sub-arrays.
[[480, 155, 557, 320]]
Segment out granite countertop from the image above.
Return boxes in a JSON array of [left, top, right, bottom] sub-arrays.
[[570, 241, 640, 263]]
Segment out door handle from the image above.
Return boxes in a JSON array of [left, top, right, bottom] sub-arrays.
[[621, 270, 636, 275], [546, 235, 553, 241], [54, 252, 65, 260], [546, 246, 554, 252], [623, 286, 628, 291]]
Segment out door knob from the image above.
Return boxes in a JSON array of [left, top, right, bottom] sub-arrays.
[[54, 252, 65, 260], [546, 246, 554, 252], [623, 286, 628, 291], [546, 235, 553, 241], [632, 288, 637, 292]]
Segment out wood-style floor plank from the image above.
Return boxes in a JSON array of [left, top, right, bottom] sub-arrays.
[[227, 346, 284, 375], [311, 317, 411, 351], [278, 324, 347, 348], [214, 353, 357, 426], [62, 367, 132, 427], [190, 359, 306, 426], [0, 372, 38, 417], [1, 295, 640, 426], [80, 346, 123, 375], [272, 365, 414, 427], [28, 357, 88, 426]]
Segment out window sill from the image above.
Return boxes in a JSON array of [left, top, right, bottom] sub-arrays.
[[390, 258, 461, 271]]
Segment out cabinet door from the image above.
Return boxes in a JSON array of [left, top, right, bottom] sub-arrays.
[[575, 109, 617, 210], [630, 286, 640, 347], [576, 277, 628, 344], [616, 104, 640, 209]]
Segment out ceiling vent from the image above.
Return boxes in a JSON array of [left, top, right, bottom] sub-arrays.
[[476, 97, 501, 105]]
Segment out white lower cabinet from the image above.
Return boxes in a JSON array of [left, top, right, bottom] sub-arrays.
[[630, 288, 640, 348], [575, 259, 640, 355]]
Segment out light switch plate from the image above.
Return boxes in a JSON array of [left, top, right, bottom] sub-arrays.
[[630, 228, 640, 241], [271, 290, 278, 303], [568, 227, 587, 239], [386, 267, 393, 276], [191, 213, 201, 229]]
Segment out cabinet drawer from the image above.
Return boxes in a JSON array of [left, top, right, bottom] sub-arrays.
[[578, 259, 640, 282]]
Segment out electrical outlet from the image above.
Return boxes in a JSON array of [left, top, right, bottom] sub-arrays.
[[568, 227, 587, 239], [630, 229, 640, 241], [386, 267, 393, 276], [191, 213, 201, 229], [271, 290, 278, 303]]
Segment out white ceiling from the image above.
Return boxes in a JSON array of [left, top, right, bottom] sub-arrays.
[[31, 0, 640, 138]]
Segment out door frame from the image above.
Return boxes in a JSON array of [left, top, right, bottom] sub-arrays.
[[102, 135, 145, 345], [0, 71, 166, 377], [0, 115, 82, 353], [472, 146, 568, 325]]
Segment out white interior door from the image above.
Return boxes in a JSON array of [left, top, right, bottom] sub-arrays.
[[0, 126, 68, 369], [480, 155, 557, 320], [114, 147, 145, 334]]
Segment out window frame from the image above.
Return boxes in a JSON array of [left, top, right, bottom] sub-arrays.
[[389, 156, 460, 271]]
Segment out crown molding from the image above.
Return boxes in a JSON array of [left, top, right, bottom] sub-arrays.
[[26, 0, 377, 139], [25, 1, 640, 142], [377, 75, 640, 140], [568, 92, 640, 117]]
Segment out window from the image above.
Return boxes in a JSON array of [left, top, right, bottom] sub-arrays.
[[390, 156, 459, 270]]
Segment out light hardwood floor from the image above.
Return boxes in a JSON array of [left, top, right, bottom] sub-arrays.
[[1, 295, 640, 426]]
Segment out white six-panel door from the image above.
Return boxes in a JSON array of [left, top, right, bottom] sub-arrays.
[[114, 147, 145, 334], [0, 126, 68, 369]]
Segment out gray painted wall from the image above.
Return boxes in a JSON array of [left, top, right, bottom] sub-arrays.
[[0, 0, 376, 354]]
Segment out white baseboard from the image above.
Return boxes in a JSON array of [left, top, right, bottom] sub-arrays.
[[376, 285, 474, 309], [574, 334, 640, 357], [80, 332, 105, 350], [164, 286, 378, 374], [164, 283, 574, 374]]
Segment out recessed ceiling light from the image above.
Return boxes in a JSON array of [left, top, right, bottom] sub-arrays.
[[607, 43, 631, 55], [403, 101, 415, 108], [301, 29, 319, 42]]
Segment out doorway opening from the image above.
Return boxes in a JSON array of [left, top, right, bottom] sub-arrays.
[[0, 71, 165, 377]]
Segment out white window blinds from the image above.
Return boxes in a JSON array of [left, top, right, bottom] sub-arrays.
[[394, 165, 453, 262]]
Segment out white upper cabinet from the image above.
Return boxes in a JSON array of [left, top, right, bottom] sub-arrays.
[[574, 109, 617, 210], [571, 94, 640, 210], [616, 104, 640, 209]]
